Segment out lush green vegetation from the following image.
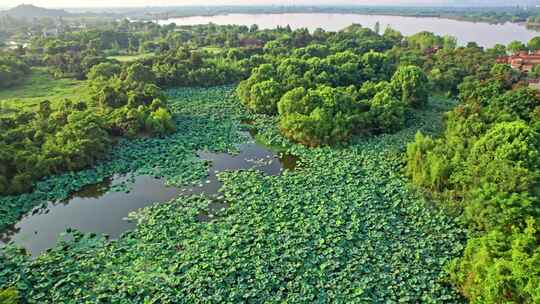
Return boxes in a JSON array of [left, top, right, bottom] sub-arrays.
[[237, 28, 494, 147], [406, 65, 540, 302], [0, 61, 174, 195], [0, 287, 19, 304], [0, 54, 29, 89], [2, 14, 540, 303], [0, 86, 466, 302]]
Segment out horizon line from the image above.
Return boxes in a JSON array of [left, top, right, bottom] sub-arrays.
[[1, 3, 535, 9]]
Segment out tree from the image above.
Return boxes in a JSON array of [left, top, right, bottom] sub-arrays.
[[508, 40, 527, 55], [390, 65, 429, 108], [277, 86, 360, 146], [383, 26, 403, 45], [247, 79, 282, 115], [528, 36, 540, 52], [443, 35, 457, 50], [87, 62, 121, 81], [486, 44, 507, 57], [407, 31, 443, 51], [125, 63, 156, 84], [0, 287, 19, 304], [490, 63, 516, 89], [369, 89, 406, 132], [361, 51, 393, 81], [237, 64, 277, 106]]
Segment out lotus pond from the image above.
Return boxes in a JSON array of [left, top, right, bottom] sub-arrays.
[[0, 129, 298, 256], [0, 86, 466, 302]]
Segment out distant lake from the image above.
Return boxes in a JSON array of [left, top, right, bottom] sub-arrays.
[[158, 13, 540, 48]]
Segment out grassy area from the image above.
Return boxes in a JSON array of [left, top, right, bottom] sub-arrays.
[[107, 53, 154, 62], [0, 68, 89, 113]]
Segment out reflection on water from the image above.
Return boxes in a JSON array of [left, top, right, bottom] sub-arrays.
[[0, 174, 180, 256], [159, 13, 540, 48], [0, 131, 298, 256]]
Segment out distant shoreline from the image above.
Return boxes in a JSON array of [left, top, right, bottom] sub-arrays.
[[153, 12, 528, 28]]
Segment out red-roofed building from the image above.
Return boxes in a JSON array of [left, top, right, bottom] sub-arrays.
[[497, 50, 540, 72]]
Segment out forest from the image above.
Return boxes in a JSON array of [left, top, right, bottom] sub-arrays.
[[0, 11, 539, 303]]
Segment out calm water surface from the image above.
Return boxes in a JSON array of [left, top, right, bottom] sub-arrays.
[[0, 132, 297, 256], [159, 13, 540, 48]]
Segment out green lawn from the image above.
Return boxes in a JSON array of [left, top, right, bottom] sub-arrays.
[[0, 68, 89, 113], [107, 53, 154, 62]]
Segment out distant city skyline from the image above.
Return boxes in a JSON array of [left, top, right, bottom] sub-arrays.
[[1, 0, 539, 9]]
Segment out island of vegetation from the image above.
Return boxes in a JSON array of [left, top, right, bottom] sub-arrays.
[[0, 7, 540, 304]]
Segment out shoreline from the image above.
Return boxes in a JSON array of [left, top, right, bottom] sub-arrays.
[[152, 11, 532, 28]]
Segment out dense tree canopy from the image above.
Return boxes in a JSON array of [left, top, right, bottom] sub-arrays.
[[405, 67, 540, 303], [236, 27, 434, 146]]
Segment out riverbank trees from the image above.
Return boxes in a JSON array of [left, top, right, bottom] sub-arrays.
[[406, 65, 540, 303]]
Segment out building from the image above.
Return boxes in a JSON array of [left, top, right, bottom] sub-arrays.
[[497, 50, 540, 72]]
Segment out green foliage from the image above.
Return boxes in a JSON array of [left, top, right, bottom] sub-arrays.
[[236, 31, 431, 147], [87, 62, 121, 81], [247, 79, 282, 114], [0, 101, 111, 195], [407, 31, 444, 51], [150, 47, 249, 87], [0, 288, 19, 304], [508, 40, 528, 55], [124, 62, 156, 84], [89, 62, 174, 137], [1, 20, 526, 302], [424, 44, 497, 96], [0, 87, 465, 302], [391, 65, 429, 108], [490, 63, 519, 89], [369, 89, 406, 132], [278, 86, 360, 146], [405, 68, 540, 303], [0, 54, 30, 88], [0, 57, 174, 196], [447, 219, 540, 303], [528, 37, 540, 52]]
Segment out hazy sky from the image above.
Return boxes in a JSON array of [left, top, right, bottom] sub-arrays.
[[1, 0, 536, 8]]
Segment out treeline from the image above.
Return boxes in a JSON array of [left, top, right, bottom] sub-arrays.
[[0, 62, 174, 195], [406, 63, 540, 302]]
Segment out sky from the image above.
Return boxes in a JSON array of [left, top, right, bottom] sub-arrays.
[[0, 0, 537, 8]]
